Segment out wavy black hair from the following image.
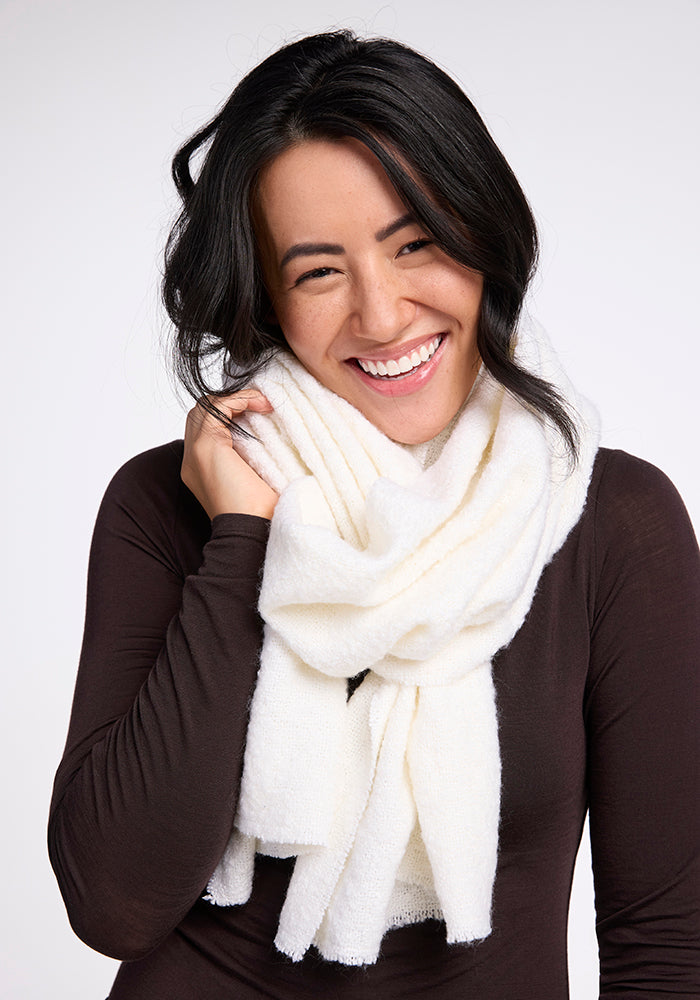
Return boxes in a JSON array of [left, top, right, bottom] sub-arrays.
[[163, 29, 577, 455]]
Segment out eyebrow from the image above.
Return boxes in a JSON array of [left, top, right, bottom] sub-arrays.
[[374, 212, 415, 243], [279, 213, 416, 269], [280, 242, 344, 269]]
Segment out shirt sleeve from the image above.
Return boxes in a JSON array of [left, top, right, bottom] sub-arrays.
[[48, 443, 269, 961], [585, 451, 700, 996]]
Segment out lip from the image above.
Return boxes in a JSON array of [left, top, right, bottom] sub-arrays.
[[350, 332, 443, 365], [347, 334, 447, 397]]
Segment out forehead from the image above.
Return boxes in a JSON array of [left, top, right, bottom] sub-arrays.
[[255, 138, 407, 248]]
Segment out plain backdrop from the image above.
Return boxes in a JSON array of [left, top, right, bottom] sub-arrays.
[[2, 1, 698, 997]]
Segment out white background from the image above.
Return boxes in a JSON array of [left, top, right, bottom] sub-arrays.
[[2, 1, 698, 997]]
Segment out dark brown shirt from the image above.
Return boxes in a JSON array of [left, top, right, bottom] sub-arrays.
[[49, 443, 700, 998]]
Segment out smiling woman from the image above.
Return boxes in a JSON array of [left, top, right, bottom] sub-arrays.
[[48, 28, 700, 1000], [162, 30, 578, 460]]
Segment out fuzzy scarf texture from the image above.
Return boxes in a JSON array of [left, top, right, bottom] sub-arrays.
[[205, 319, 600, 965]]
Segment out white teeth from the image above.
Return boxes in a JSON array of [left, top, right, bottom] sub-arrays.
[[357, 336, 442, 378]]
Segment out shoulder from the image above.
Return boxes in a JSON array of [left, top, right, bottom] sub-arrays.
[[104, 439, 186, 508], [589, 448, 697, 556], [585, 448, 699, 622], [592, 447, 688, 512], [95, 440, 210, 578]]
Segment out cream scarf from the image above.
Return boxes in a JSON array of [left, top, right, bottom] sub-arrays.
[[205, 318, 599, 966]]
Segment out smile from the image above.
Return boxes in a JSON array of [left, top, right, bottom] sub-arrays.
[[355, 336, 443, 379]]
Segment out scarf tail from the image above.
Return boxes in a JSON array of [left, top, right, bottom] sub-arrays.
[[408, 667, 501, 942]]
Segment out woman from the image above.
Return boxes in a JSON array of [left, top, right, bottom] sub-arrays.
[[49, 30, 700, 998]]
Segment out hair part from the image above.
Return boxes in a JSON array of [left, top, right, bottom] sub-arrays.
[[163, 29, 578, 457]]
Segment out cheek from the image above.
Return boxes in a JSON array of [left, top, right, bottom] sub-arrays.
[[413, 266, 482, 316], [448, 271, 483, 312], [277, 298, 343, 362]]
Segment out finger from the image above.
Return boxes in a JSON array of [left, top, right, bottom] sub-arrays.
[[192, 391, 273, 420], [224, 390, 274, 415]]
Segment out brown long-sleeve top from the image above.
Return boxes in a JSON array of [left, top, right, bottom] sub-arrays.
[[49, 442, 700, 998]]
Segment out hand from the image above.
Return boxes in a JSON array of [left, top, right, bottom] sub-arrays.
[[181, 391, 279, 520]]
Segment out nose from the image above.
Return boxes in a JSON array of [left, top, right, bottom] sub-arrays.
[[349, 265, 416, 343]]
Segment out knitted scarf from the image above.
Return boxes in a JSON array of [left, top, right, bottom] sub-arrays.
[[205, 318, 599, 966]]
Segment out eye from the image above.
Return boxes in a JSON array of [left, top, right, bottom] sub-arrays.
[[398, 238, 432, 257], [294, 266, 337, 286]]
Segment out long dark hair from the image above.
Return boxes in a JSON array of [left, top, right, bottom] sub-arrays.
[[163, 29, 577, 455]]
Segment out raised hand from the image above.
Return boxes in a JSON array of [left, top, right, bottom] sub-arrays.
[[181, 391, 278, 520]]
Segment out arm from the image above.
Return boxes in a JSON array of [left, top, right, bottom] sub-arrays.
[[48, 442, 269, 961], [585, 451, 700, 996]]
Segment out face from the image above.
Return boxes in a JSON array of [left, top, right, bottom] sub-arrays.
[[255, 138, 483, 444]]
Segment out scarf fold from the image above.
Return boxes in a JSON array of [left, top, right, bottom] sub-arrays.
[[205, 318, 599, 965]]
